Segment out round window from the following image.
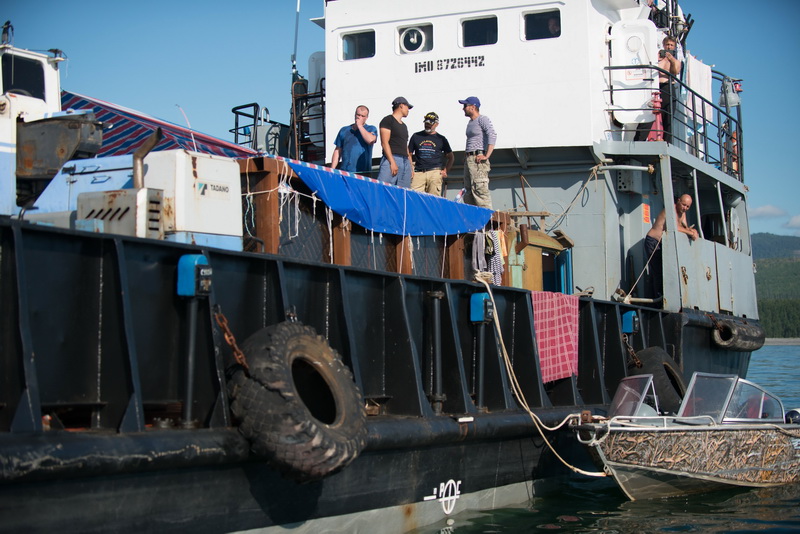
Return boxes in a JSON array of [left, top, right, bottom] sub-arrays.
[[400, 28, 426, 53]]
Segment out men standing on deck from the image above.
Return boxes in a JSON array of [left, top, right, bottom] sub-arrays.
[[459, 96, 496, 209], [331, 105, 378, 174], [408, 112, 454, 196], [645, 194, 699, 296], [376, 97, 413, 188]]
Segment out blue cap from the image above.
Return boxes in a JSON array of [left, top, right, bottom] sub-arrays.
[[458, 96, 481, 108]]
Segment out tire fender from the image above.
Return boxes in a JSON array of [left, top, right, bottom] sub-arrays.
[[228, 321, 367, 481], [629, 346, 687, 414]]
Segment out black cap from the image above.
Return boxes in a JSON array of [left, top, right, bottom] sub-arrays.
[[424, 112, 439, 123], [392, 96, 413, 109]]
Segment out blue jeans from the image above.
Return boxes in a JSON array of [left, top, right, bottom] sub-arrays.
[[376, 155, 411, 188]]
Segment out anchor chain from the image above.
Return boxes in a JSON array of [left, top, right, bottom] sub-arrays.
[[622, 333, 641, 368], [706, 313, 724, 333], [214, 306, 249, 371]]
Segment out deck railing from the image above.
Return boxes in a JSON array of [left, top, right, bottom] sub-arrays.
[[605, 65, 744, 182]]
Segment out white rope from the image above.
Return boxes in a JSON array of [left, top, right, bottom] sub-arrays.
[[627, 233, 663, 300], [326, 206, 334, 263], [475, 276, 606, 478], [546, 164, 601, 233]]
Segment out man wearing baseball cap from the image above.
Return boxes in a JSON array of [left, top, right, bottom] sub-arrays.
[[408, 112, 454, 196], [376, 97, 414, 188], [458, 96, 496, 209]]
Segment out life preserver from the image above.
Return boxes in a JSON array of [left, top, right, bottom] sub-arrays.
[[228, 321, 367, 481], [628, 346, 687, 414]]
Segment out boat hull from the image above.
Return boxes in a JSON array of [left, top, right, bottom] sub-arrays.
[[0, 419, 584, 533], [592, 425, 800, 500]]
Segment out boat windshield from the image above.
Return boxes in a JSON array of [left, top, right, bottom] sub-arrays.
[[608, 375, 659, 417], [678, 373, 785, 423], [678, 373, 737, 423], [723, 379, 785, 422]]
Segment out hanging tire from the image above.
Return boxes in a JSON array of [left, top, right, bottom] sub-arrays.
[[228, 321, 367, 482], [629, 346, 687, 414]]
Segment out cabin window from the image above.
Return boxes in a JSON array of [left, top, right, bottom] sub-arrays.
[[462, 16, 497, 47], [1, 54, 46, 100], [342, 30, 376, 60], [524, 10, 561, 40], [399, 24, 433, 54]]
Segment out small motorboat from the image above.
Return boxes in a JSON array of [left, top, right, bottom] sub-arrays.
[[574, 372, 800, 500]]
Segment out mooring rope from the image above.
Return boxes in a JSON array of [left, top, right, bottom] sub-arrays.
[[475, 276, 606, 477]]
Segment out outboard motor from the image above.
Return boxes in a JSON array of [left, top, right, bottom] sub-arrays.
[[786, 409, 800, 424]]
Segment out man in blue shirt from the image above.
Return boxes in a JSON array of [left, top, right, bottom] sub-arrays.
[[331, 105, 378, 174]]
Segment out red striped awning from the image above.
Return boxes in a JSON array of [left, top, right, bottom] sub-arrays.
[[61, 91, 258, 159]]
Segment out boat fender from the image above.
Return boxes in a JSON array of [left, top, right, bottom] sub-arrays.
[[711, 319, 766, 352], [628, 346, 687, 415], [227, 321, 367, 482], [786, 409, 800, 425]]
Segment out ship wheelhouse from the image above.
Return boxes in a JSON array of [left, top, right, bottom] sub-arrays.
[[306, 0, 754, 323]]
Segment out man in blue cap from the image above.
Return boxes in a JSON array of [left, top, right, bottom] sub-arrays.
[[458, 96, 496, 209]]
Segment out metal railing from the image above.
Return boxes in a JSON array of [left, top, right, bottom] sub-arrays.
[[605, 65, 744, 182]]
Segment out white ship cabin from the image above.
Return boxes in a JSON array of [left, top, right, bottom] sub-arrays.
[[0, 41, 65, 215], [301, 0, 754, 319]]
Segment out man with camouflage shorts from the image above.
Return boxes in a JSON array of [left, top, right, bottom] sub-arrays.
[[458, 96, 496, 209]]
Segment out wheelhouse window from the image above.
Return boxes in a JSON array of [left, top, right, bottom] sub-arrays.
[[1, 54, 46, 100], [342, 30, 376, 60], [524, 10, 561, 40], [462, 16, 497, 47], [399, 24, 433, 54]]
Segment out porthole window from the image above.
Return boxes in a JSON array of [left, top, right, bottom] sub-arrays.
[[524, 10, 561, 41], [342, 30, 376, 60], [399, 24, 433, 54], [462, 16, 497, 48]]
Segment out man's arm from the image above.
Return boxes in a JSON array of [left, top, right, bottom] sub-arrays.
[[357, 122, 377, 145], [380, 127, 398, 176], [676, 212, 698, 239], [442, 152, 455, 178], [331, 147, 341, 169], [666, 53, 682, 75]]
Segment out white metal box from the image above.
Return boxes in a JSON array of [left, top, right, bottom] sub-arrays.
[[142, 150, 242, 237], [77, 188, 164, 240]]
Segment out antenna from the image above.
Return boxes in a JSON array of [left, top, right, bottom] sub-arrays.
[[291, 0, 301, 77], [175, 104, 198, 152]]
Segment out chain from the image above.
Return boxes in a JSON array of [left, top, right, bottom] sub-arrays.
[[706, 313, 724, 333], [214, 307, 249, 371], [622, 333, 641, 368]]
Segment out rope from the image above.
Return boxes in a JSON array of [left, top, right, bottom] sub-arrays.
[[475, 276, 606, 477], [626, 233, 663, 301], [546, 164, 601, 232]]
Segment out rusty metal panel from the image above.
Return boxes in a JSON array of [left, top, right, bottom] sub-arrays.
[[715, 243, 758, 318], [675, 236, 719, 313]]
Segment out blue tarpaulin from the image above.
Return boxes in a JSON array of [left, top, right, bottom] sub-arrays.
[[285, 159, 493, 236]]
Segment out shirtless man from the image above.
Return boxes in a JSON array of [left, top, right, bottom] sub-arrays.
[[658, 36, 682, 84], [645, 194, 698, 297], [647, 194, 699, 245]]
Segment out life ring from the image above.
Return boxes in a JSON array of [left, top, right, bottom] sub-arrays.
[[628, 346, 687, 414], [228, 321, 367, 481]]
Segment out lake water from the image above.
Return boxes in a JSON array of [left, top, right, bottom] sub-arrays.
[[415, 344, 800, 533]]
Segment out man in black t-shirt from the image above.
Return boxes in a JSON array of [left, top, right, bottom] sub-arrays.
[[376, 96, 413, 188], [408, 112, 454, 196]]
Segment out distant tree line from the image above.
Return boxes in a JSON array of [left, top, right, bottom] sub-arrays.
[[758, 299, 800, 337], [752, 232, 800, 260], [751, 233, 800, 337]]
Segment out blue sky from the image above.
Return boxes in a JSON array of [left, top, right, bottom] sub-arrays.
[[5, 1, 798, 236]]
